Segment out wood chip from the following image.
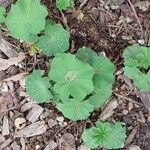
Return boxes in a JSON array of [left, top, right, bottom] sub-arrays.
[[44, 141, 58, 150], [20, 138, 26, 150], [21, 102, 36, 112], [2, 115, 9, 135], [129, 145, 141, 150], [59, 133, 76, 150], [0, 138, 12, 150], [26, 104, 44, 123], [135, 91, 150, 111], [3, 72, 28, 82], [11, 141, 20, 150], [100, 99, 119, 121], [0, 52, 25, 71], [125, 127, 138, 146], [0, 0, 15, 7], [0, 36, 17, 57], [0, 135, 5, 144], [14, 121, 47, 138]]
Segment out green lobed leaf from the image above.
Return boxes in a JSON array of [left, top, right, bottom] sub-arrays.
[[26, 70, 53, 102], [37, 22, 70, 56], [0, 7, 5, 23], [76, 47, 98, 65], [49, 53, 94, 99], [56, 0, 74, 11], [82, 121, 127, 149], [6, 0, 48, 41], [88, 85, 112, 108], [57, 98, 94, 121], [123, 44, 150, 91]]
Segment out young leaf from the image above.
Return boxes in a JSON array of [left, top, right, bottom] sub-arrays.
[[37, 22, 70, 56], [76, 47, 98, 65], [92, 56, 115, 89], [0, 7, 5, 23], [123, 44, 150, 91], [6, 0, 48, 41], [56, 0, 74, 11], [49, 53, 94, 99], [124, 67, 150, 91], [82, 121, 126, 149], [57, 98, 94, 121], [26, 70, 52, 102]]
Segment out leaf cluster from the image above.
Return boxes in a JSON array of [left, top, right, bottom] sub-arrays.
[[26, 48, 115, 121], [82, 121, 127, 149], [123, 44, 150, 91]]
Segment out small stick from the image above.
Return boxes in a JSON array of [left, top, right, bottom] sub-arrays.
[[79, 0, 89, 10], [127, 0, 144, 38]]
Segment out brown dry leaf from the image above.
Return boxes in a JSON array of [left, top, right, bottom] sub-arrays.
[[0, 52, 25, 71], [135, 91, 150, 111], [59, 133, 76, 150], [0, 92, 13, 117]]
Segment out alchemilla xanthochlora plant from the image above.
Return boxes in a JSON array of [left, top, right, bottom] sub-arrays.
[[0, 0, 128, 149], [123, 44, 150, 91], [26, 49, 116, 121]]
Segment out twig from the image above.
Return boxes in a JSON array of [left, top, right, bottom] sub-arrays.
[[60, 11, 70, 31], [127, 0, 144, 38], [79, 0, 89, 10]]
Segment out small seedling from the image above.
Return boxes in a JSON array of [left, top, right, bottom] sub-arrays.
[[82, 121, 127, 149]]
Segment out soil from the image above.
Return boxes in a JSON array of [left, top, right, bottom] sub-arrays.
[[0, 0, 150, 150]]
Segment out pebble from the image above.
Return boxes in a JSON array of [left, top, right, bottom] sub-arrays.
[[48, 119, 57, 128], [56, 116, 64, 122], [129, 145, 141, 150], [123, 114, 132, 125]]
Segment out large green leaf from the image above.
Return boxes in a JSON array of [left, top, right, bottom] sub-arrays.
[[49, 53, 94, 99], [37, 22, 70, 56], [6, 0, 48, 41], [82, 121, 126, 149], [0, 7, 5, 23], [56, 0, 74, 11], [76, 47, 98, 65], [26, 70, 52, 102], [57, 98, 94, 121]]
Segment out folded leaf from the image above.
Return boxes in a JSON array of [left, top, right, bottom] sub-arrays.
[[76, 47, 98, 65], [37, 22, 70, 56]]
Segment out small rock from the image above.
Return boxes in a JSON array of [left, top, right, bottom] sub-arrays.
[[123, 114, 132, 125], [7, 65, 19, 75], [48, 119, 57, 128], [129, 145, 141, 150], [11, 141, 21, 150], [78, 145, 91, 150], [122, 110, 128, 115], [15, 117, 26, 129], [56, 116, 64, 122]]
